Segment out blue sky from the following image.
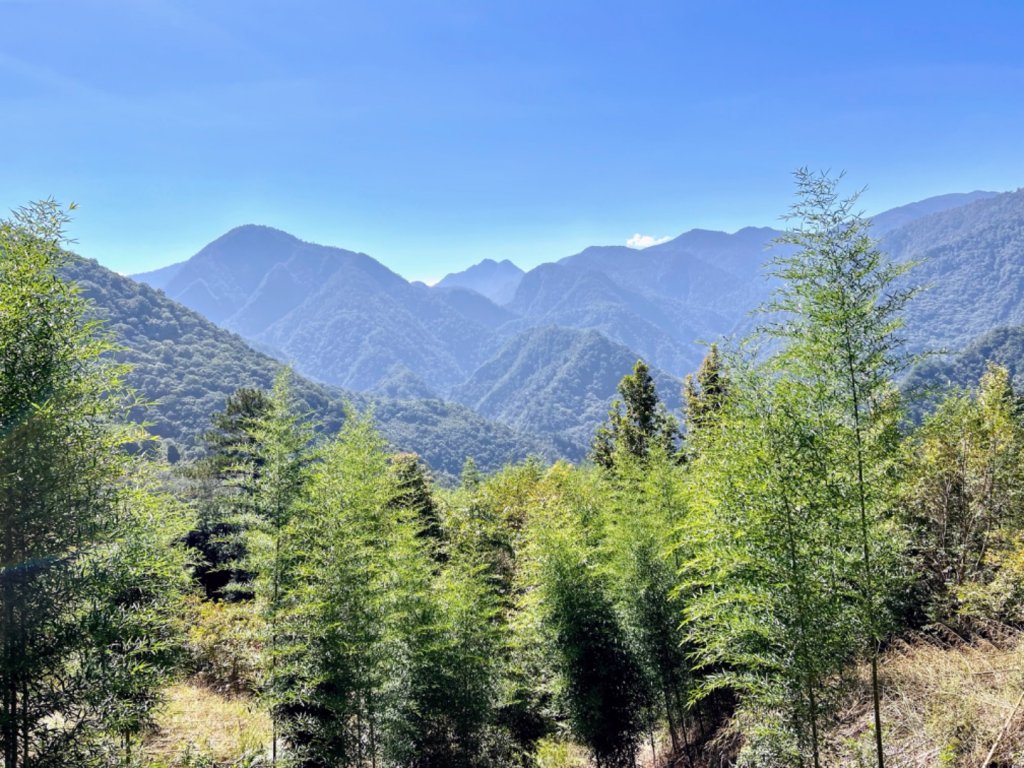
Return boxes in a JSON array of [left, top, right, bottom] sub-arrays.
[[2, 1, 1023, 282]]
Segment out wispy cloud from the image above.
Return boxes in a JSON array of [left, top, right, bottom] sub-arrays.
[[626, 233, 670, 249]]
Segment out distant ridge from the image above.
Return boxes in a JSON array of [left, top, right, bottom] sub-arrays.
[[436, 258, 525, 304], [69, 254, 557, 477], [127, 187, 1024, 454]]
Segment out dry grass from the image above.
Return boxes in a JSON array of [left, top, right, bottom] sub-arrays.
[[144, 681, 271, 765], [834, 620, 1024, 767]]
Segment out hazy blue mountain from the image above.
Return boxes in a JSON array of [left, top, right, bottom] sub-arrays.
[[436, 258, 524, 304], [869, 191, 999, 236], [68, 255, 556, 477], [131, 260, 184, 290], [503, 226, 783, 376], [558, 226, 778, 297], [136, 225, 509, 393], [880, 189, 1024, 353], [505, 264, 704, 375], [123, 188, 1024, 453], [452, 325, 683, 458], [425, 285, 517, 329]]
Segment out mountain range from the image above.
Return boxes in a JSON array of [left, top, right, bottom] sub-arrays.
[[122, 186, 1024, 464], [67, 255, 556, 477]]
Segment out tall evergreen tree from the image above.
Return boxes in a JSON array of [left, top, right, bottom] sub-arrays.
[[389, 452, 444, 549], [683, 343, 731, 436], [185, 386, 271, 599], [592, 360, 678, 469]]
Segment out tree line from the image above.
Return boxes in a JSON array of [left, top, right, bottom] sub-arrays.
[[5, 173, 1024, 768]]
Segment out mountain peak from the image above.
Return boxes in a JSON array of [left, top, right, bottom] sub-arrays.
[[435, 258, 525, 305]]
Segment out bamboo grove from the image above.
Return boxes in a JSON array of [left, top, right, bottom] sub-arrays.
[[6, 172, 1024, 767]]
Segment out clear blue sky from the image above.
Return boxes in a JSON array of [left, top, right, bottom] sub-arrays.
[[2, 1, 1023, 282]]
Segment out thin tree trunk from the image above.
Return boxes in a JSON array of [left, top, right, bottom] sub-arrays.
[[843, 334, 885, 768], [663, 683, 679, 754], [807, 682, 821, 768]]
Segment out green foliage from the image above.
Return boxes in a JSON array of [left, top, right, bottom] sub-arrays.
[[77, 473, 195, 757], [520, 465, 649, 768], [269, 409, 509, 767], [768, 169, 914, 768], [389, 452, 443, 547], [600, 447, 692, 753], [682, 362, 860, 767], [682, 343, 730, 436], [0, 201, 190, 766], [185, 386, 271, 600], [591, 360, 679, 469], [902, 364, 1024, 623], [184, 600, 262, 695]]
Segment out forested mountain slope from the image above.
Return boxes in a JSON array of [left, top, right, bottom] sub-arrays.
[[906, 324, 1024, 395], [452, 325, 682, 457], [144, 225, 507, 393], [66, 255, 556, 475], [882, 189, 1024, 352], [129, 189, 1024, 455]]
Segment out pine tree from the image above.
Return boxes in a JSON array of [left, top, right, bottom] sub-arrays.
[[389, 452, 444, 550]]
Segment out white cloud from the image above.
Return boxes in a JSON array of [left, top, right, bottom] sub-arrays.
[[626, 233, 671, 249]]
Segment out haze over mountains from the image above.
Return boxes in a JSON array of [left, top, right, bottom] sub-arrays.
[[68, 256, 556, 476], [125, 186, 1024, 464]]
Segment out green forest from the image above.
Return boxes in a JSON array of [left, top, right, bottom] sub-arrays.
[[7, 172, 1024, 768]]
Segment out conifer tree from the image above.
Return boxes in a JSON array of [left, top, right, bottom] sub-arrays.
[[185, 386, 271, 599], [683, 343, 730, 435], [592, 360, 678, 469], [389, 452, 444, 549]]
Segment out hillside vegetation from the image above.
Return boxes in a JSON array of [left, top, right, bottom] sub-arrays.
[[8, 175, 1024, 768], [133, 188, 1024, 458], [65, 255, 555, 476]]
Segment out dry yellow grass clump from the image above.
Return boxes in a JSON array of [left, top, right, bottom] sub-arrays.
[[144, 681, 271, 765], [836, 621, 1024, 767]]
